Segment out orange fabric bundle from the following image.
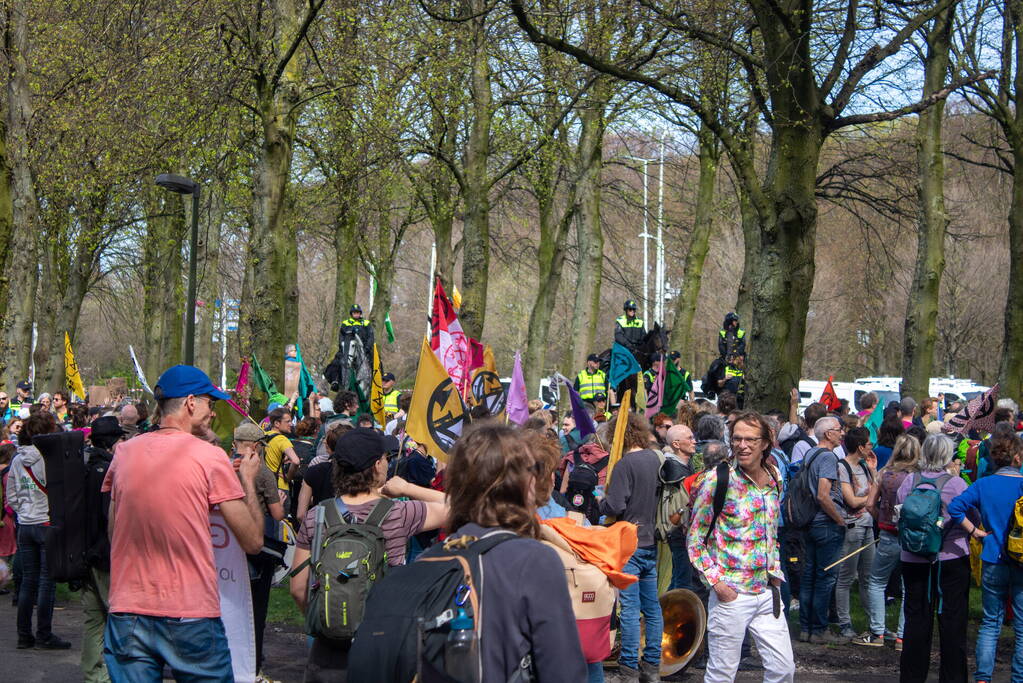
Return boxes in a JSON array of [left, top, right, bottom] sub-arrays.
[[540, 516, 639, 589]]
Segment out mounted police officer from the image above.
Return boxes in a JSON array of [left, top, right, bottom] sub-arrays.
[[718, 311, 746, 359], [338, 304, 375, 357], [574, 354, 608, 401], [615, 299, 647, 362]]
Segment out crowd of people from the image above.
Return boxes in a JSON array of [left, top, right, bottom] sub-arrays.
[[0, 307, 1020, 683]]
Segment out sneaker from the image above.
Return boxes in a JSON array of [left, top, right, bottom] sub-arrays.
[[883, 631, 898, 642], [894, 638, 903, 652], [789, 599, 800, 611], [36, 634, 71, 650], [809, 630, 846, 645], [837, 624, 857, 639], [798, 631, 810, 643], [16, 636, 34, 649], [851, 633, 885, 647]]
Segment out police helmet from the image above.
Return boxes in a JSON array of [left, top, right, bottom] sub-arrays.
[[350, 304, 363, 314], [724, 311, 739, 326], [623, 299, 638, 311], [669, 350, 681, 361]]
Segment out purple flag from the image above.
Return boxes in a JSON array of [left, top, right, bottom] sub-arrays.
[[559, 375, 597, 439], [506, 351, 529, 425]]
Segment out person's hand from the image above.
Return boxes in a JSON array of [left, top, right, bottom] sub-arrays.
[[382, 476, 409, 498], [790, 388, 799, 404], [713, 581, 738, 603], [864, 452, 878, 471], [236, 448, 261, 483], [972, 528, 989, 539]]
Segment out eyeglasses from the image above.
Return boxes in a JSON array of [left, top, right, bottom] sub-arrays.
[[730, 436, 763, 445]]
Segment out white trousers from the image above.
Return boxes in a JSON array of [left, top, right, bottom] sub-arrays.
[[704, 589, 795, 683]]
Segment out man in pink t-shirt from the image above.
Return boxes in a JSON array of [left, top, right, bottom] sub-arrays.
[[102, 365, 264, 681]]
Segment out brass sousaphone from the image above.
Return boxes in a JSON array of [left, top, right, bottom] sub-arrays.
[[658, 589, 707, 675]]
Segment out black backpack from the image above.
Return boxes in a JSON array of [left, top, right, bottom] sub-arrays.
[[34, 431, 90, 583], [779, 427, 815, 459], [564, 450, 609, 524], [348, 531, 535, 683], [784, 447, 828, 530]]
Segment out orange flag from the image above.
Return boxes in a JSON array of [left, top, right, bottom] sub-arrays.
[[820, 376, 842, 412]]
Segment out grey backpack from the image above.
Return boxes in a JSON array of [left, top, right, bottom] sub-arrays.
[[304, 498, 394, 641]]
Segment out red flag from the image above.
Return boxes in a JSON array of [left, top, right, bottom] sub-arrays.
[[820, 376, 841, 412], [430, 279, 470, 395]]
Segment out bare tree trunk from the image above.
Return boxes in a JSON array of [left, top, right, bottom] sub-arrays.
[[568, 101, 605, 371], [142, 191, 185, 381], [458, 16, 492, 341], [0, 0, 34, 387], [668, 124, 719, 370], [902, 7, 953, 400], [333, 209, 359, 329], [196, 188, 223, 377], [1000, 141, 1023, 400]]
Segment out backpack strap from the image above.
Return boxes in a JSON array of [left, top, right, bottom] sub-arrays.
[[704, 461, 731, 545], [363, 498, 395, 529], [572, 449, 584, 468], [838, 459, 853, 485], [593, 454, 610, 471]]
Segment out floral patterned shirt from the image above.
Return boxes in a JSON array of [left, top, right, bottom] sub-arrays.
[[687, 463, 784, 594]]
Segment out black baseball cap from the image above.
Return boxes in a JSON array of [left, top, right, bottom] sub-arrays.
[[382, 372, 396, 382], [334, 427, 387, 472], [587, 354, 600, 363], [593, 392, 607, 402]]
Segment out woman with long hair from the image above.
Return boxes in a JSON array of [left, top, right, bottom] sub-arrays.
[[443, 423, 587, 681], [855, 434, 920, 649]]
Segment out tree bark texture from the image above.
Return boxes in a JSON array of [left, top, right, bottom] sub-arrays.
[[240, 0, 305, 391], [901, 7, 953, 401], [196, 188, 223, 378], [568, 100, 605, 372], [457, 16, 493, 341], [668, 124, 719, 372], [141, 191, 185, 381], [1, 0, 35, 388], [333, 209, 359, 326]]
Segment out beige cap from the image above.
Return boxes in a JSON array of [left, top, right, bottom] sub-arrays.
[[233, 422, 267, 442]]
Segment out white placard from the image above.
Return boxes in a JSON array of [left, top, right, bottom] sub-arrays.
[[211, 511, 257, 683]]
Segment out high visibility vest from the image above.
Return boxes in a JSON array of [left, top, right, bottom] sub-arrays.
[[720, 328, 745, 340], [575, 369, 607, 400], [616, 315, 645, 329], [342, 318, 370, 327], [383, 389, 401, 414], [725, 365, 744, 380]]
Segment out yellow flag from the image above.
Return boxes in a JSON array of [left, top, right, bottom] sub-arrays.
[[452, 285, 462, 310], [605, 389, 631, 486], [64, 331, 85, 399], [370, 344, 385, 427], [634, 372, 646, 414], [468, 344, 506, 418], [406, 337, 466, 463]]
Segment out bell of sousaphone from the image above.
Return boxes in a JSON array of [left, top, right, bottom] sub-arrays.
[[659, 588, 707, 676]]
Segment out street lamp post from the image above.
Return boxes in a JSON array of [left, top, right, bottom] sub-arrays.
[[155, 173, 201, 366], [623, 150, 665, 324]]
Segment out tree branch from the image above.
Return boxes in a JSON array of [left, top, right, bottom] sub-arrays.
[[269, 0, 327, 91], [830, 70, 995, 129]]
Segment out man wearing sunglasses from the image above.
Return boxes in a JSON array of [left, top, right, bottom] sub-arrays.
[[101, 365, 265, 680]]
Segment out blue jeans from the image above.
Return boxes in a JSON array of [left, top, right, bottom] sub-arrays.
[[799, 521, 845, 635], [104, 613, 233, 682], [586, 661, 604, 682], [864, 531, 905, 638], [976, 562, 1023, 683], [619, 545, 663, 669], [668, 538, 692, 591], [16, 524, 56, 640]]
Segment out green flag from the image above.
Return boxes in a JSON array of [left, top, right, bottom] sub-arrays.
[[661, 362, 692, 416], [251, 355, 278, 397], [385, 311, 395, 344], [294, 343, 317, 419]]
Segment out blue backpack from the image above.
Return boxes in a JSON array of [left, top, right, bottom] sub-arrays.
[[897, 473, 952, 558]]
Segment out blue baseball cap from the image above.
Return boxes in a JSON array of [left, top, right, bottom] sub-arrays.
[[155, 365, 230, 400]]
